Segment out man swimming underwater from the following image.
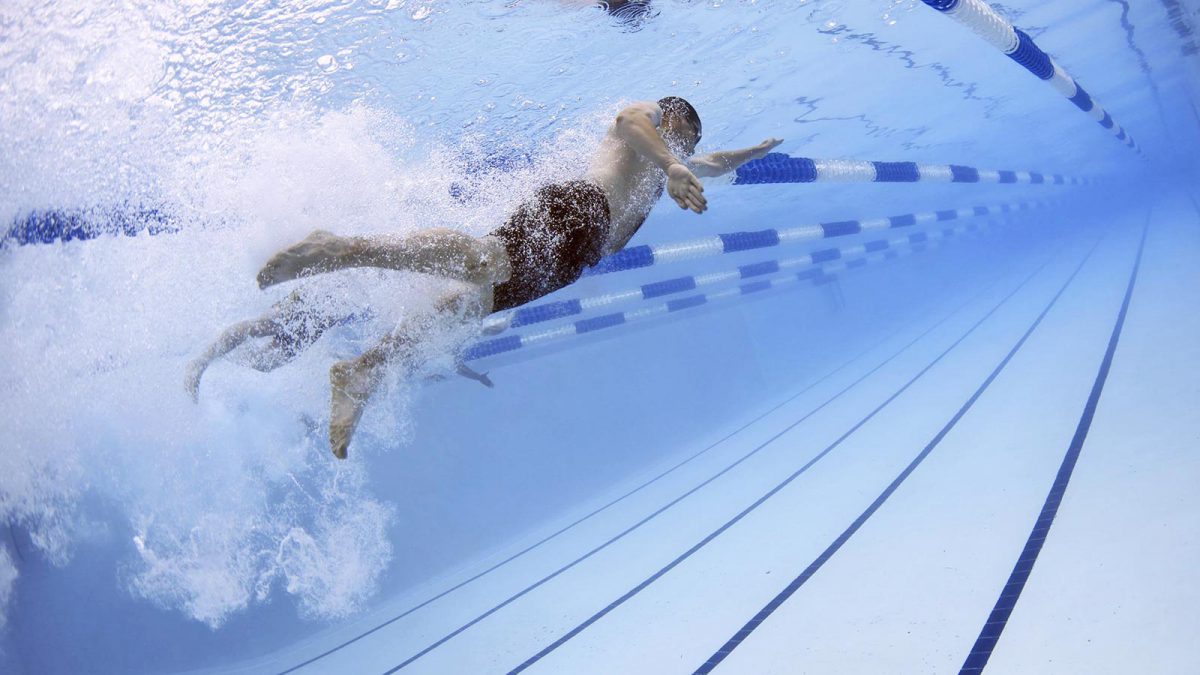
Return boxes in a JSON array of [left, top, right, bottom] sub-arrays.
[[191, 97, 782, 458]]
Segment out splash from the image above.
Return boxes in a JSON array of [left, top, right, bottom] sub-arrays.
[[0, 103, 490, 629], [0, 0, 612, 632], [127, 441, 395, 627]]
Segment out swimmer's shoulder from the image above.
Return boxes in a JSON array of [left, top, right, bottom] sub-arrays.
[[612, 100, 663, 128]]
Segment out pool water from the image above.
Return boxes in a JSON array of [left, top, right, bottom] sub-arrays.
[[1, 1, 1197, 673]]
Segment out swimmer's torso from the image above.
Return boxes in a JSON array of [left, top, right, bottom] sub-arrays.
[[586, 124, 667, 254]]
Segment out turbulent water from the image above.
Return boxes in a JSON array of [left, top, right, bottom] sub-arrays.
[[0, 0, 1194, 670], [0, 0, 613, 632]]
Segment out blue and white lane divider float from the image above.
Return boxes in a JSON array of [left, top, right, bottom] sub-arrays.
[[920, 0, 1139, 151], [486, 217, 997, 334], [466, 219, 987, 361], [3, 207, 179, 247], [468, 270, 836, 361], [581, 200, 1046, 277], [729, 153, 1085, 186]]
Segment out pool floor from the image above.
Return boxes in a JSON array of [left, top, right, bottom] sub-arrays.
[[198, 197, 1200, 674]]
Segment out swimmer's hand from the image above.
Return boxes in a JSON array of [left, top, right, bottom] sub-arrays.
[[747, 138, 784, 161], [427, 365, 494, 388], [667, 163, 707, 214], [456, 364, 494, 388]]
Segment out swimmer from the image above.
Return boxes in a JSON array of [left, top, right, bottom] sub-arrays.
[[255, 97, 783, 458], [560, 0, 655, 19]]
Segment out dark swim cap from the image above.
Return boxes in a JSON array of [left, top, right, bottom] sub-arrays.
[[657, 96, 702, 140]]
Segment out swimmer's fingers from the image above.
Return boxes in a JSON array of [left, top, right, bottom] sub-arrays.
[[750, 138, 785, 160], [669, 184, 690, 210], [687, 183, 707, 212], [672, 192, 703, 214], [672, 177, 706, 213], [679, 182, 706, 213], [678, 196, 703, 214]]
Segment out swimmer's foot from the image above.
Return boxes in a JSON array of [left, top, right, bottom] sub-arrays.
[[329, 358, 377, 459], [257, 230, 347, 289], [184, 358, 207, 403]]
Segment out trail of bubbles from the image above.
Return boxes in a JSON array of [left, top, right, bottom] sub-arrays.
[[0, 44, 610, 629]]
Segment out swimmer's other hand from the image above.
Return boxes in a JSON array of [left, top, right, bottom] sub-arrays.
[[667, 163, 706, 214], [455, 364, 494, 388], [750, 138, 785, 160]]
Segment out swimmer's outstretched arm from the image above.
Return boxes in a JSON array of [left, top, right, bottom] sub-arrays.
[[614, 102, 707, 214], [688, 137, 784, 178], [185, 318, 276, 402]]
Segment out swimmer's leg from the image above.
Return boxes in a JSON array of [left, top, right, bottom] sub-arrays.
[[187, 292, 351, 401], [256, 228, 512, 289], [186, 318, 278, 402], [328, 286, 489, 459]]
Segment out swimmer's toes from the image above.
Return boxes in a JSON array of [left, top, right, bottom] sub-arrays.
[[257, 230, 338, 288], [256, 262, 280, 289], [257, 252, 310, 289]]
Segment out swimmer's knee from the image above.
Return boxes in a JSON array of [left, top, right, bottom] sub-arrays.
[[477, 236, 511, 284], [409, 228, 508, 284], [455, 236, 510, 285]]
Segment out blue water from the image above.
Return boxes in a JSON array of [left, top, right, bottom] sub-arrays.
[[1, 1, 1198, 673]]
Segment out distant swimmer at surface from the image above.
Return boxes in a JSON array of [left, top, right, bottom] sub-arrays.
[[214, 97, 782, 459], [555, 0, 653, 17]]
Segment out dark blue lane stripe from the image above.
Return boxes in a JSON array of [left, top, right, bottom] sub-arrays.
[[694, 236, 1105, 674], [642, 276, 697, 299], [281, 255, 1006, 675], [668, 295, 707, 312], [505, 249, 1061, 675], [959, 220, 1148, 674], [576, 312, 626, 333], [280, 317, 955, 667], [279, 319, 929, 675], [374, 251, 1032, 675]]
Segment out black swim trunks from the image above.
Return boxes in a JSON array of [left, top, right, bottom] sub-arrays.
[[491, 180, 611, 312]]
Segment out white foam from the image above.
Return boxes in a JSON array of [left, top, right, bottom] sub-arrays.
[[0, 95, 609, 629]]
